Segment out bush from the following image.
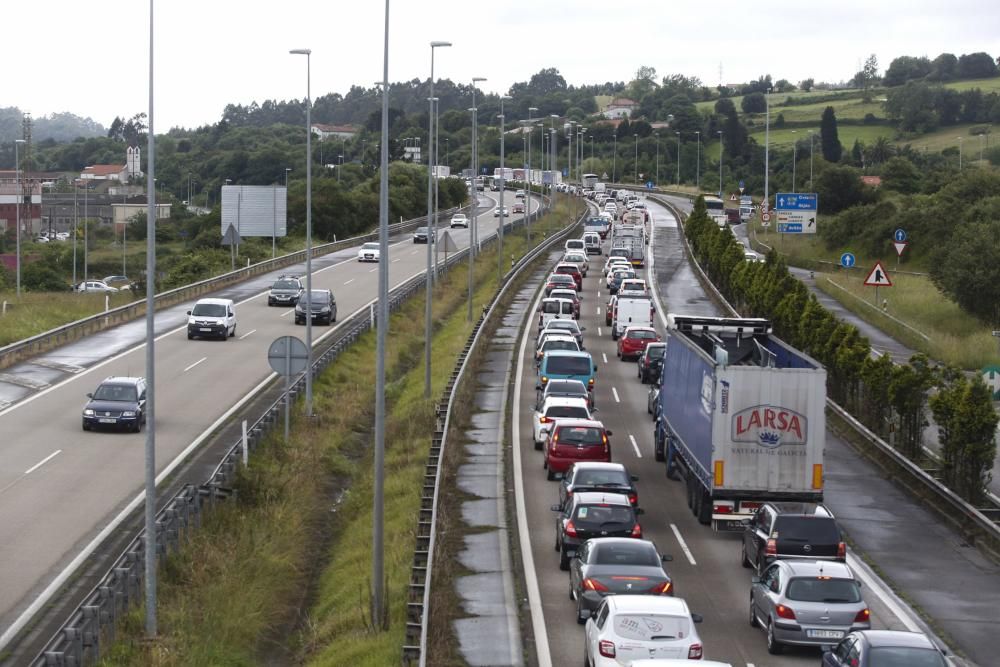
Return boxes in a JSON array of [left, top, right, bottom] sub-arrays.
[[23, 261, 71, 291]]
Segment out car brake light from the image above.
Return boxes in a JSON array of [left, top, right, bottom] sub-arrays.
[[775, 604, 796, 620], [630, 523, 642, 538], [539, 416, 550, 424], [582, 578, 609, 592], [588, 377, 595, 386], [688, 643, 703, 659], [854, 607, 870, 623], [565, 521, 578, 538], [628, 492, 637, 506], [648, 581, 672, 595], [598, 640, 616, 658], [713, 504, 732, 514], [765, 538, 777, 556], [837, 541, 846, 560]]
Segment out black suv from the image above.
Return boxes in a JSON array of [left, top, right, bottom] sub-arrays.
[[637, 342, 666, 384], [412, 226, 433, 244], [268, 275, 304, 307], [82, 376, 147, 432], [295, 289, 337, 325], [552, 492, 643, 571], [741, 502, 845, 574]]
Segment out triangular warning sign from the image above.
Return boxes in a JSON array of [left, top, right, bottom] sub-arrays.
[[892, 241, 908, 257], [864, 261, 892, 287], [730, 193, 737, 201]]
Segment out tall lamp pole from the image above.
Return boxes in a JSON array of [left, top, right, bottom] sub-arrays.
[[498, 95, 511, 281], [695, 131, 701, 190], [675, 131, 681, 186], [471, 77, 486, 257], [807, 130, 815, 190], [717, 130, 723, 197], [525, 106, 537, 244], [612, 133, 617, 183], [957, 137, 963, 170], [791, 130, 798, 193], [14, 139, 25, 297], [633, 133, 639, 184], [764, 88, 771, 212], [425, 40, 451, 398], [290, 48, 314, 418], [655, 133, 660, 186]]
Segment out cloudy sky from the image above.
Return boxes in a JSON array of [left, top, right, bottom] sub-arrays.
[[6, 0, 999, 130]]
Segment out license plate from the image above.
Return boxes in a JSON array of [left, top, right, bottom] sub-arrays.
[[808, 630, 844, 639], [99, 418, 117, 424], [200, 327, 212, 332]]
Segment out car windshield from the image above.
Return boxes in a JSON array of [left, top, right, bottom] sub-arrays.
[[192, 303, 226, 317], [613, 614, 690, 642], [575, 469, 630, 487], [546, 356, 592, 375], [416, 227, 428, 233], [273, 280, 299, 290], [774, 517, 841, 542], [557, 426, 604, 445], [593, 542, 659, 566], [93, 384, 138, 402], [628, 330, 658, 340], [546, 405, 590, 419], [362, 243, 379, 250], [786, 577, 861, 603]]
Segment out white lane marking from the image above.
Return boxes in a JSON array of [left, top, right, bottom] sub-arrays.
[[344, 278, 355, 285], [602, 353, 608, 364], [25, 450, 62, 475], [595, 306, 600, 315], [846, 552, 921, 632], [238, 329, 256, 340], [183, 357, 207, 373], [511, 275, 554, 666], [597, 289, 601, 297], [280, 309, 294, 318], [747, 663, 756, 667], [369, 267, 377, 273], [670, 523, 697, 565], [628, 434, 642, 458], [597, 326, 603, 337], [391, 257, 401, 263], [410, 250, 419, 255], [612, 387, 620, 403]]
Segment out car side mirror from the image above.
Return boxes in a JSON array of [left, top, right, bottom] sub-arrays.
[[691, 613, 703, 624], [593, 364, 598, 372], [580, 327, 587, 331], [550, 504, 561, 512], [554, 472, 565, 480], [186, 310, 192, 315], [661, 554, 673, 562], [535, 383, 542, 391], [635, 508, 645, 515], [820, 646, 834, 656], [630, 474, 639, 482], [86, 392, 93, 399], [750, 576, 760, 584], [605, 430, 613, 436]]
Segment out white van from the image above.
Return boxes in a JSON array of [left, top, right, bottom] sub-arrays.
[[538, 297, 576, 330], [583, 232, 602, 255], [612, 296, 654, 339], [564, 238, 586, 254], [187, 297, 237, 340]]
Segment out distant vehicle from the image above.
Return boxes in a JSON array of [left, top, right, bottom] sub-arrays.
[[34, 236, 50, 243], [582, 173, 599, 188], [704, 195, 727, 227], [515, 189, 526, 200], [187, 297, 236, 340], [821, 630, 948, 667], [450, 213, 469, 228], [535, 378, 592, 412], [583, 232, 602, 255], [617, 326, 661, 361], [726, 208, 741, 225], [412, 226, 433, 244], [569, 537, 672, 624], [558, 462, 639, 510], [637, 342, 666, 384], [537, 297, 576, 330], [741, 502, 845, 574], [532, 395, 592, 447], [55, 231, 70, 241], [295, 289, 337, 325], [493, 206, 509, 217], [548, 288, 581, 319], [583, 588, 704, 663], [74, 280, 118, 293], [267, 275, 304, 306], [512, 202, 525, 214], [552, 491, 637, 569], [81, 376, 147, 433], [544, 419, 612, 482], [357, 242, 380, 262], [102, 275, 133, 289]]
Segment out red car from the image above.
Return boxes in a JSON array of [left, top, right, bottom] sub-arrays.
[[617, 326, 661, 361], [544, 274, 577, 297], [544, 419, 612, 480], [605, 294, 617, 326], [554, 262, 583, 291]]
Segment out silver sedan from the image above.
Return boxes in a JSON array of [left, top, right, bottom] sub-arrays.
[[750, 559, 871, 655]]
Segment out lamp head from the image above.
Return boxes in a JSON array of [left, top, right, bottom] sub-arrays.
[[472, 77, 487, 84], [430, 41, 452, 48], [289, 48, 311, 56]]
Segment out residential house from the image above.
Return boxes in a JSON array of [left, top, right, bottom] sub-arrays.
[[602, 97, 638, 119]]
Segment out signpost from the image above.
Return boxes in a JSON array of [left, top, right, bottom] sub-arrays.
[[646, 180, 654, 190], [438, 230, 459, 266], [864, 260, 892, 308], [738, 179, 745, 194], [840, 252, 856, 269], [894, 228, 907, 242], [775, 192, 818, 234], [268, 335, 308, 443], [892, 229, 908, 269]]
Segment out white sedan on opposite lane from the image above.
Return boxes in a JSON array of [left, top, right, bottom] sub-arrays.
[[357, 242, 380, 262]]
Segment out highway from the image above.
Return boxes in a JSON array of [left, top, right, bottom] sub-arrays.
[[512, 197, 929, 666], [0, 192, 534, 644]]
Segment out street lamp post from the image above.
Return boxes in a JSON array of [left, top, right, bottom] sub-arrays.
[[675, 132, 681, 186], [578, 128, 586, 183], [958, 137, 963, 170], [14, 139, 25, 297], [289, 48, 315, 418], [791, 130, 798, 193], [425, 40, 451, 398], [808, 130, 815, 190], [633, 133, 639, 185], [471, 77, 487, 258], [567, 120, 575, 186], [498, 95, 511, 281], [612, 133, 617, 183], [695, 131, 701, 190], [717, 130, 723, 198], [764, 88, 771, 212], [526, 106, 537, 244], [549, 114, 558, 187], [655, 133, 660, 186]]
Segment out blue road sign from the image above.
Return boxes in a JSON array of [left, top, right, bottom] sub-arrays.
[[777, 222, 803, 233], [562, 168, 568, 177], [646, 181, 654, 190], [840, 252, 856, 268], [894, 228, 907, 242], [738, 179, 745, 190], [775, 193, 818, 210], [481, 167, 488, 174]]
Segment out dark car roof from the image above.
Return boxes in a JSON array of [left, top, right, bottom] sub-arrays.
[[858, 630, 938, 649]]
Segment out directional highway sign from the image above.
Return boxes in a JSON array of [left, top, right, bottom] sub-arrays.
[[776, 193, 818, 210], [864, 261, 892, 287], [774, 192, 818, 234]]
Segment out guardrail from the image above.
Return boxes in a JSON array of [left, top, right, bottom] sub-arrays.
[[649, 192, 1000, 562], [402, 200, 586, 666], [28, 198, 551, 667], [0, 205, 464, 372]]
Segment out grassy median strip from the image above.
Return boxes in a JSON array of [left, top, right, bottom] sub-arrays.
[[96, 198, 581, 666], [0, 291, 141, 346]]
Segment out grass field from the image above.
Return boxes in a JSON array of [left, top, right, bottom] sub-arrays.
[[95, 198, 583, 666], [747, 125, 894, 149], [0, 291, 140, 346]]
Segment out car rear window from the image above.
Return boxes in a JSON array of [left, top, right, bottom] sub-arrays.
[[542, 301, 564, 314], [543, 341, 578, 354], [785, 577, 861, 603], [546, 357, 592, 375], [557, 426, 604, 445], [546, 322, 579, 334], [774, 517, 841, 542], [613, 614, 691, 641], [594, 542, 659, 566], [628, 330, 658, 340], [575, 469, 629, 487], [575, 504, 633, 524], [546, 406, 590, 420], [868, 648, 946, 667]]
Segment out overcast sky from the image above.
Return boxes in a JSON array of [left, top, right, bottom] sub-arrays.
[[6, 0, 999, 131]]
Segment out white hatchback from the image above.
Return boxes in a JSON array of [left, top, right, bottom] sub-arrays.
[[532, 395, 591, 446], [585, 595, 704, 666]]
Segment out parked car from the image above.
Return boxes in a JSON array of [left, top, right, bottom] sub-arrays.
[[295, 289, 337, 325], [558, 462, 639, 510], [450, 213, 469, 228], [533, 396, 592, 448], [543, 418, 612, 481], [102, 275, 132, 289], [570, 538, 673, 624], [584, 595, 704, 664], [186, 297, 236, 340], [821, 630, 948, 667], [357, 242, 380, 262], [412, 226, 433, 244], [73, 280, 118, 293], [637, 342, 666, 383], [267, 275, 304, 306], [617, 326, 661, 361], [81, 376, 147, 432], [750, 560, 870, 654], [741, 502, 846, 574], [553, 491, 640, 569]]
